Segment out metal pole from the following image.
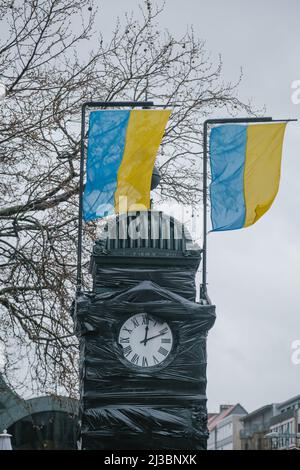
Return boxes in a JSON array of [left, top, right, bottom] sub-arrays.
[[76, 100, 156, 295], [77, 109, 294, 297], [76, 104, 87, 294], [200, 116, 274, 300], [201, 120, 208, 300]]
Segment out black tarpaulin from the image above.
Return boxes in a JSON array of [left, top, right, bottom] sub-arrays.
[[73, 280, 215, 450]]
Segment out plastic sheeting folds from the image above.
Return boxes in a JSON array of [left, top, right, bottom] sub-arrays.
[[73, 280, 215, 450]]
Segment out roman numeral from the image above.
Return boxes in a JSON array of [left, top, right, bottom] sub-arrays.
[[161, 338, 171, 344], [158, 346, 168, 357], [131, 353, 139, 365], [123, 346, 132, 357], [142, 315, 149, 325], [142, 356, 148, 367], [153, 355, 159, 365], [119, 337, 130, 343], [159, 327, 168, 335], [123, 327, 133, 334], [131, 318, 139, 328]]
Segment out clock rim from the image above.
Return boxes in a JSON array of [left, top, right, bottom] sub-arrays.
[[115, 312, 178, 373]]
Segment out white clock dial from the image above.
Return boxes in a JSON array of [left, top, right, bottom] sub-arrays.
[[118, 313, 173, 368]]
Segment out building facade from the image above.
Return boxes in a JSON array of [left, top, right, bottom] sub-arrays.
[[208, 404, 247, 450], [240, 395, 300, 450], [239, 404, 278, 450], [267, 395, 300, 450]]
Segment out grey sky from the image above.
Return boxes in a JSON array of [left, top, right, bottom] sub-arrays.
[[2, 1, 298, 413], [97, 0, 300, 413]]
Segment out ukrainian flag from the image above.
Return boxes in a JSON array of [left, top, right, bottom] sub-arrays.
[[83, 109, 171, 221], [209, 123, 287, 231]]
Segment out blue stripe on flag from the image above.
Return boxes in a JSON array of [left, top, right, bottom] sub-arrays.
[[210, 125, 247, 231], [83, 110, 130, 221]]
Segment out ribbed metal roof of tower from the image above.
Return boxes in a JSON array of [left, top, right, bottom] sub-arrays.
[[95, 211, 201, 254]]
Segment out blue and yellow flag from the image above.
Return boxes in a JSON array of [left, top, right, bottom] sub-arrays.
[[83, 109, 171, 221], [209, 123, 287, 231]]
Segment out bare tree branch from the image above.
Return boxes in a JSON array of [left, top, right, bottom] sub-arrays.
[[0, 0, 262, 396]]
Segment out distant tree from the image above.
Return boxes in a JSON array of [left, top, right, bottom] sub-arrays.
[[0, 0, 257, 395]]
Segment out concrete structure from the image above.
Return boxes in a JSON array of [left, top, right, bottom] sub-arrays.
[[267, 395, 300, 450], [0, 374, 78, 449], [74, 211, 216, 450], [208, 404, 247, 450], [240, 395, 300, 450], [240, 403, 278, 450]]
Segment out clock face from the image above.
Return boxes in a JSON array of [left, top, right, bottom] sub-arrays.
[[118, 313, 173, 369]]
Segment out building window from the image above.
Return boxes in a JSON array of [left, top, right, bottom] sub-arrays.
[[217, 422, 232, 441]]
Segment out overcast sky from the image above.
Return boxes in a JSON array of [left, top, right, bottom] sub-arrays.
[[97, 0, 300, 413]]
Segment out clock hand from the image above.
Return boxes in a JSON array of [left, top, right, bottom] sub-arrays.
[[140, 331, 167, 344], [141, 326, 149, 346]]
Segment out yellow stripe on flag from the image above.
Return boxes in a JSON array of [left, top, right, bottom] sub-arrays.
[[244, 123, 287, 227], [114, 109, 171, 213]]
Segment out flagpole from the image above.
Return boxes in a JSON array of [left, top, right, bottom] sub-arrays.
[[77, 109, 295, 297], [76, 103, 87, 294], [200, 120, 208, 301], [200, 116, 275, 301], [76, 100, 154, 295]]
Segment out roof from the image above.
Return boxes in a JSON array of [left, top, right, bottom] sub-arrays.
[[0, 374, 78, 430], [240, 395, 300, 423], [207, 413, 218, 428], [277, 394, 300, 409], [240, 403, 276, 422], [208, 404, 247, 431]]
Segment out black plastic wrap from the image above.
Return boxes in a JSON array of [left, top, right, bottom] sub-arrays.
[[81, 404, 208, 450], [75, 281, 214, 398], [74, 280, 215, 333], [73, 280, 215, 449], [92, 264, 199, 301]]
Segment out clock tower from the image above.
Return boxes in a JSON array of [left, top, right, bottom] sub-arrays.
[[73, 211, 216, 450]]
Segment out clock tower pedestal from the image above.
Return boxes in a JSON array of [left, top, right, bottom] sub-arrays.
[[73, 211, 216, 450]]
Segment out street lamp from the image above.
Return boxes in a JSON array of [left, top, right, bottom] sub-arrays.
[[0, 430, 12, 450]]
